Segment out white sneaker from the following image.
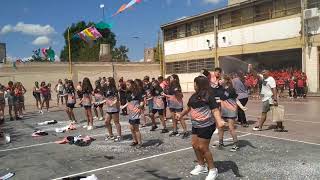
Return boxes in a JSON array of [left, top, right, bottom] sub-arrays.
[[99, 117, 104, 121], [40, 110, 43, 115], [87, 126, 93, 130], [205, 168, 218, 180], [190, 164, 208, 175], [252, 127, 262, 131], [93, 116, 98, 120], [83, 125, 88, 129]]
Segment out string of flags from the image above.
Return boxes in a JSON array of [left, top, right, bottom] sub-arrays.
[[113, 0, 142, 16]]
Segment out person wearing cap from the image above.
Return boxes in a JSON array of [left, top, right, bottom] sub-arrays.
[[253, 70, 285, 132]]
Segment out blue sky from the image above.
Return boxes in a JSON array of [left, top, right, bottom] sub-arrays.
[[0, 0, 227, 61]]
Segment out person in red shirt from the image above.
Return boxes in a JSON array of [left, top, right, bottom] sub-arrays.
[[288, 77, 296, 98], [277, 78, 285, 98], [297, 76, 305, 98]]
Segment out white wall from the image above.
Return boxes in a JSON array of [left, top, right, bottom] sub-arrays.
[[218, 17, 301, 47], [170, 73, 199, 92], [164, 33, 215, 55], [305, 46, 319, 93]]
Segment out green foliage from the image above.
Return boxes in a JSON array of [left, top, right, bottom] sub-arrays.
[[112, 45, 129, 62], [60, 21, 117, 62]]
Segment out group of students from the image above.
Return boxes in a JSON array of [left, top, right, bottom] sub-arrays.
[[0, 68, 252, 180], [0, 81, 27, 123], [244, 68, 308, 99]]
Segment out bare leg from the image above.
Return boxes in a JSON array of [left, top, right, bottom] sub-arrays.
[[99, 106, 104, 118], [198, 138, 215, 170], [150, 113, 156, 127], [258, 112, 267, 129], [228, 119, 238, 143], [88, 109, 93, 126], [159, 114, 166, 129], [66, 108, 72, 120], [171, 112, 177, 132], [130, 125, 137, 143], [105, 114, 113, 137], [134, 125, 142, 144], [192, 135, 204, 165], [93, 107, 98, 118], [70, 108, 76, 121], [180, 118, 187, 133], [113, 113, 122, 137]]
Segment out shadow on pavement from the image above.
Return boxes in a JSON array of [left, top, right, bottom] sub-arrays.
[[215, 160, 242, 177], [142, 139, 164, 147], [144, 169, 182, 180]]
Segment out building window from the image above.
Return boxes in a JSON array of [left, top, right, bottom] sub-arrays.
[[219, 13, 231, 29], [255, 2, 272, 22], [286, 0, 301, 15], [274, 0, 286, 18], [231, 10, 242, 27], [164, 28, 177, 41], [166, 58, 215, 74], [308, 0, 320, 8], [241, 6, 254, 25]]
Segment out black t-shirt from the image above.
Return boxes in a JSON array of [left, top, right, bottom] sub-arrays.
[[187, 93, 218, 110], [188, 93, 219, 128], [104, 87, 118, 98], [220, 87, 238, 101]]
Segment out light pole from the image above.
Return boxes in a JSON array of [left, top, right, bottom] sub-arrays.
[[100, 4, 115, 78], [100, 4, 105, 21]]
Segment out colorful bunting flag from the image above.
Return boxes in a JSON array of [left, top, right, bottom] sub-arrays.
[[113, 0, 142, 16]]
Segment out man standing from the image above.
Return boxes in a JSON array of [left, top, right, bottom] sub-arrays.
[[253, 70, 284, 132]]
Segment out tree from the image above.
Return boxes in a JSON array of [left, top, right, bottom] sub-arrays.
[[60, 21, 117, 62], [112, 45, 129, 62]]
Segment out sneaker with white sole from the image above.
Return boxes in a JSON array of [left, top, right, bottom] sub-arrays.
[[114, 136, 121, 142], [252, 127, 262, 131], [83, 125, 88, 129], [87, 126, 93, 130], [190, 164, 208, 175], [205, 168, 218, 180], [99, 117, 104, 121], [93, 116, 98, 120]]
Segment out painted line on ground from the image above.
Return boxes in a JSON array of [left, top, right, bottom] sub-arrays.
[[52, 133, 252, 179], [247, 115, 320, 124], [237, 130, 320, 146], [0, 126, 156, 153]]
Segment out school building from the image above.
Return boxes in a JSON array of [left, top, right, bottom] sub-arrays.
[[161, 0, 320, 93]]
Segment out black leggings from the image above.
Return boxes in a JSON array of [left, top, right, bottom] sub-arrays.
[[237, 98, 248, 124]]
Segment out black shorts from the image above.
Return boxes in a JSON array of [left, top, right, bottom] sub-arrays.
[[106, 111, 119, 115], [66, 103, 75, 109], [152, 109, 164, 115], [169, 108, 183, 113], [192, 124, 216, 140], [129, 119, 140, 125], [83, 105, 92, 110], [94, 104, 104, 108]]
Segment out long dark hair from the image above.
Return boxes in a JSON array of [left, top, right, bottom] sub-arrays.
[[94, 80, 102, 92], [127, 79, 139, 96], [134, 79, 144, 94], [151, 80, 162, 95], [104, 77, 117, 94], [223, 75, 233, 89], [67, 80, 75, 91], [194, 76, 210, 101], [82, 77, 93, 93]]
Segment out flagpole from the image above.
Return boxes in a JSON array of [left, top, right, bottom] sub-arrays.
[[68, 27, 72, 78]]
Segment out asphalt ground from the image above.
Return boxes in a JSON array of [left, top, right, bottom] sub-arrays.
[[0, 97, 319, 180]]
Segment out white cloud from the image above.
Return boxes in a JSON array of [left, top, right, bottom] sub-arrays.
[[0, 22, 55, 36], [0, 25, 13, 34], [32, 36, 51, 46], [203, 0, 221, 4]]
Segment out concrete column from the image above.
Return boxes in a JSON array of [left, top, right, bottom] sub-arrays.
[[305, 46, 319, 93]]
